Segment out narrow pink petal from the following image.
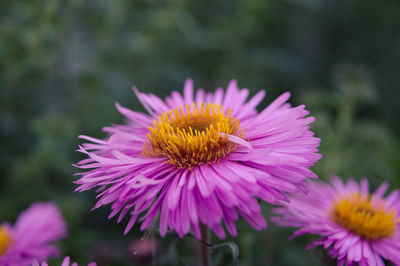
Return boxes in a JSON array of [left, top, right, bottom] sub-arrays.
[[78, 135, 107, 144], [385, 190, 399, 207], [61, 257, 70, 266], [115, 102, 152, 125], [132, 87, 156, 116], [219, 133, 252, 150], [374, 181, 389, 198], [236, 90, 266, 119], [259, 92, 291, 117], [123, 213, 139, 235], [360, 178, 369, 196], [195, 89, 205, 103], [194, 168, 212, 197], [213, 88, 224, 104], [159, 197, 169, 237], [183, 79, 194, 104]]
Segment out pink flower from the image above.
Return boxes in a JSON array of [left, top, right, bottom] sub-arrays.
[[0, 202, 67, 266], [75, 79, 321, 239], [272, 177, 400, 266]]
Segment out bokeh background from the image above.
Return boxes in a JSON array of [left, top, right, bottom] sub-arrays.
[[1, 0, 400, 265]]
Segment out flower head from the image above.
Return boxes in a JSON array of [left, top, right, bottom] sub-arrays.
[[272, 177, 400, 265], [75, 79, 321, 239], [0, 202, 67, 266]]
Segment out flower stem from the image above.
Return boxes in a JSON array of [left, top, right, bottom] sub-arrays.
[[200, 224, 211, 266]]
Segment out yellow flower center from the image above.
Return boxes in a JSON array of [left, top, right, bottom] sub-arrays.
[[143, 103, 241, 169], [0, 226, 12, 256], [331, 193, 398, 240]]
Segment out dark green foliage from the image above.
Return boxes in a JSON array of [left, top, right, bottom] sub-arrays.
[[1, 0, 399, 265]]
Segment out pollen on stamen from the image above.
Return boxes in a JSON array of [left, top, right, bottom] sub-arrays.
[[331, 193, 399, 240], [143, 103, 242, 169]]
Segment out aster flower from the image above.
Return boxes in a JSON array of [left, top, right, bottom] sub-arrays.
[[0, 202, 67, 266], [272, 177, 400, 266], [32, 256, 97, 266], [75, 79, 321, 239]]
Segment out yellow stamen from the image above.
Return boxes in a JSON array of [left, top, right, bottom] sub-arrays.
[[331, 193, 398, 240], [143, 103, 241, 169], [0, 226, 12, 256]]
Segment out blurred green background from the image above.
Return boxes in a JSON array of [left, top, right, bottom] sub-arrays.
[[1, 0, 400, 265]]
